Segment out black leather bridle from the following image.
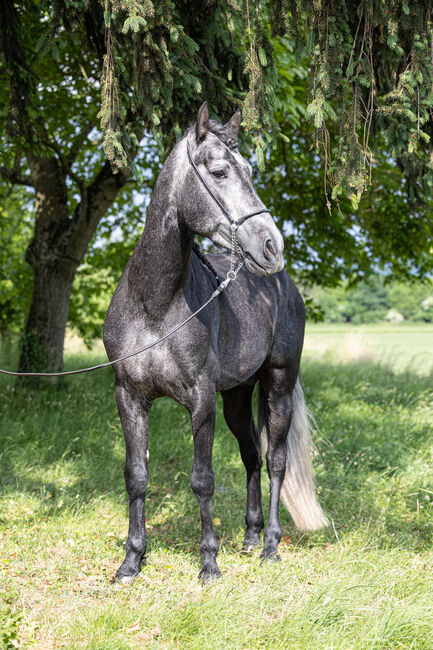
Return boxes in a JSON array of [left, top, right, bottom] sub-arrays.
[[0, 141, 268, 378], [186, 141, 271, 231]]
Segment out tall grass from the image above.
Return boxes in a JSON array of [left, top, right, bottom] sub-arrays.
[[0, 326, 432, 648]]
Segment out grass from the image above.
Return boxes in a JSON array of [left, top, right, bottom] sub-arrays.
[[0, 323, 432, 648], [304, 322, 433, 374]]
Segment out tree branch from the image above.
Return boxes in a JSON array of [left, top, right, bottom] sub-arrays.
[[67, 120, 96, 164], [41, 136, 86, 192], [0, 165, 34, 186]]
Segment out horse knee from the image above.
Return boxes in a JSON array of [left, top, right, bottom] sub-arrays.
[[245, 508, 264, 531], [124, 463, 148, 499], [241, 446, 262, 473], [190, 466, 214, 499]]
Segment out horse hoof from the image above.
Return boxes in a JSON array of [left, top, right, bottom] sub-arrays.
[[259, 550, 281, 563], [113, 565, 141, 584], [241, 541, 260, 554], [241, 545, 255, 554], [198, 566, 222, 583], [242, 533, 261, 553], [114, 573, 137, 585]]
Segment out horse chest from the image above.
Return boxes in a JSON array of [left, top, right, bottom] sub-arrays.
[[113, 312, 213, 398]]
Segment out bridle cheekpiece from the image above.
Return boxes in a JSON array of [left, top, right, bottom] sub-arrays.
[[186, 140, 271, 280]]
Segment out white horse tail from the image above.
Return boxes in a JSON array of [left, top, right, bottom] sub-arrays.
[[258, 376, 328, 531]]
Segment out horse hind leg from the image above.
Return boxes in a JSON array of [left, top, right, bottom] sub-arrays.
[[258, 368, 295, 561], [258, 370, 328, 561], [221, 385, 264, 550], [114, 381, 152, 583]]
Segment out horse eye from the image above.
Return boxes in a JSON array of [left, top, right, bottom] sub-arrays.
[[211, 170, 226, 178]]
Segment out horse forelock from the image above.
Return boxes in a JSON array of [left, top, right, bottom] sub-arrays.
[[184, 119, 237, 151], [207, 119, 238, 150]]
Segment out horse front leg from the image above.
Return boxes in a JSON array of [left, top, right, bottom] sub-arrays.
[[260, 371, 293, 561], [114, 381, 152, 583], [188, 388, 220, 581]]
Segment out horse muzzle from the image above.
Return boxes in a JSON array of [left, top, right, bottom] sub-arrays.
[[236, 219, 284, 277]]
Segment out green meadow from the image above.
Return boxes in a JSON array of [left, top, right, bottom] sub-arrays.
[[1, 323, 432, 648]]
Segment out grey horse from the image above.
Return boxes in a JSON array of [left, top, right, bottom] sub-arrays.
[[103, 102, 327, 583]]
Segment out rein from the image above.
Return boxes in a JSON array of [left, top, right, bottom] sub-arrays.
[[0, 270, 237, 378], [0, 138, 262, 379]]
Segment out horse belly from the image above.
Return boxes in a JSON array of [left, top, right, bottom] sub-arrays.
[[215, 311, 273, 391]]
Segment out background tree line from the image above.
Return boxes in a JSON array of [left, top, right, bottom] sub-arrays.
[[1, 1, 433, 373], [311, 276, 433, 324]]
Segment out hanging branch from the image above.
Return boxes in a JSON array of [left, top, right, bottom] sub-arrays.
[[286, 0, 433, 208], [98, 18, 127, 173]]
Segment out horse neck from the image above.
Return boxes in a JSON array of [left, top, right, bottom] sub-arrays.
[[128, 141, 194, 316]]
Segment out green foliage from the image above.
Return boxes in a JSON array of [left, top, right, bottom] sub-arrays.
[[95, 0, 252, 170], [257, 36, 433, 287], [94, 0, 289, 170], [0, 0, 266, 187], [311, 277, 433, 324], [241, 6, 278, 153], [0, 189, 33, 334], [286, 0, 433, 207], [69, 239, 138, 346]]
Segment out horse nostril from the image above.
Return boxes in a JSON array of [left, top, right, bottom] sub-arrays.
[[264, 237, 277, 261]]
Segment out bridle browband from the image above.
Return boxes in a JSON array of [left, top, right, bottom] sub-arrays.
[[186, 141, 271, 230]]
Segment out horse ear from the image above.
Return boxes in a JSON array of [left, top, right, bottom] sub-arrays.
[[225, 108, 241, 141], [196, 101, 209, 141]]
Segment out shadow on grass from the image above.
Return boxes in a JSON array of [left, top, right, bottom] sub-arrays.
[[299, 357, 433, 551], [1, 349, 432, 554]]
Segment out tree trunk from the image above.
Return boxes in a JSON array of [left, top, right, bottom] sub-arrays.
[[18, 260, 77, 374], [17, 153, 132, 378], [17, 155, 71, 376]]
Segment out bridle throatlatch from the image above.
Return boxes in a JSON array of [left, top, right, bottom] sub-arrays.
[[0, 139, 271, 378]]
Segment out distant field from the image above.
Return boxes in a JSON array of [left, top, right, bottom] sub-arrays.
[[304, 322, 433, 374], [0, 327, 432, 648]]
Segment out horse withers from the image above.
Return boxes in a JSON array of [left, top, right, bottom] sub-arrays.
[[103, 102, 328, 583]]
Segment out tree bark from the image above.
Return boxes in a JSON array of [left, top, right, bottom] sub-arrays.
[[17, 153, 132, 377], [18, 260, 78, 374]]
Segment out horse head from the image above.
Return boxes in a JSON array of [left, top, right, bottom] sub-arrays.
[[178, 102, 284, 277]]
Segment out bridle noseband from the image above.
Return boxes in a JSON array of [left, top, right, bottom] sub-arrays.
[[186, 141, 271, 278]]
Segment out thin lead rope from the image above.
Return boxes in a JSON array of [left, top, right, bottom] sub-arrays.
[[1, 137, 262, 379], [0, 267, 242, 378]]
